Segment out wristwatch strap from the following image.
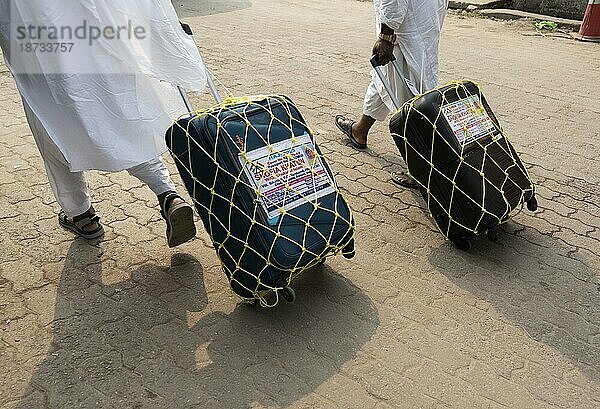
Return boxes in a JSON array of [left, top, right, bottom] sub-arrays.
[[378, 33, 397, 44]]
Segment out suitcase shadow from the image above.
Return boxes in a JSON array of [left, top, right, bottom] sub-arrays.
[[175, 0, 252, 17], [428, 227, 600, 381], [17, 240, 379, 408]]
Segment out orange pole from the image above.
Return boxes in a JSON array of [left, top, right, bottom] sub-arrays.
[[580, 0, 600, 42]]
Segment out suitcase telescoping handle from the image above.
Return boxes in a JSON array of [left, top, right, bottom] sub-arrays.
[[369, 55, 419, 110], [177, 23, 223, 111]]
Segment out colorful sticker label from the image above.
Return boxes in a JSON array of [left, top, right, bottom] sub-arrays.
[[441, 95, 497, 146], [239, 133, 335, 221]]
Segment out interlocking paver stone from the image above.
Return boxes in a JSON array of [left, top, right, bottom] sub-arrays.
[[0, 0, 599, 407]]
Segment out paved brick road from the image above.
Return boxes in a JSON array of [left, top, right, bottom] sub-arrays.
[[1, 0, 599, 407]]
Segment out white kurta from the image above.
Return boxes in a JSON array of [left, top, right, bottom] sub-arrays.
[[0, 0, 207, 172], [371, 0, 448, 111]]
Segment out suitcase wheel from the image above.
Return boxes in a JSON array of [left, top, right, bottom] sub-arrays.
[[343, 250, 356, 260], [342, 239, 356, 259], [526, 196, 538, 212], [487, 228, 499, 243], [453, 237, 472, 252], [281, 286, 296, 303]]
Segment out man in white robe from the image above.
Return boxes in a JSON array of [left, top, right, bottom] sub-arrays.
[[0, 0, 208, 246], [335, 0, 448, 187]]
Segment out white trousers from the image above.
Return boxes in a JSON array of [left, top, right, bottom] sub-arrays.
[[363, 44, 420, 122], [23, 101, 177, 218]]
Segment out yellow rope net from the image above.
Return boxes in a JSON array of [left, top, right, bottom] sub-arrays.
[[167, 95, 355, 306], [391, 81, 535, 240]]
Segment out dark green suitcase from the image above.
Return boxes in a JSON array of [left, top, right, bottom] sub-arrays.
[[166, 95, 355, 305]]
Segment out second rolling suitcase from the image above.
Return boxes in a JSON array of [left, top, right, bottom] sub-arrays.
[[372, 56, 537, 250]]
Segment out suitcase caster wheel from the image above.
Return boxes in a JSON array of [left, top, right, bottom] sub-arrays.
[[342, 239, 356, 259], [453, 238, 472, 251], [343, 251, 356, 260], [487, 229, 499, 243], [527, 196, 538, 212], [281, 286, 296, 303]]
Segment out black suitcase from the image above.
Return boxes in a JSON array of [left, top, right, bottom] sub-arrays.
[[372, 57, 537, 250], [166, 94, 356, 305]]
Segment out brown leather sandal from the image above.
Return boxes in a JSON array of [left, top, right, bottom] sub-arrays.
[[335, 115, 367, 149], [391, 171, 419, 189]]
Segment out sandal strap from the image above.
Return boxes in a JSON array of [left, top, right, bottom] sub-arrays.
[[74, 213, 101, 230], [160, 192, 184, 218], [335, 115, 354, 138]]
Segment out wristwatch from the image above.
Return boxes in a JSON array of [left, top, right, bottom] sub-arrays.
[[378, 33, 397, 44]]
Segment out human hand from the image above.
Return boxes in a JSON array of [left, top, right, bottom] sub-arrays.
[[180, 21, 193, 36], [372, 38, 394, 66]]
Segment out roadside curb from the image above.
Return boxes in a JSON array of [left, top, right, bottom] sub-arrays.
[[479, 9, 582, 30], [448, 0, 509, 10]]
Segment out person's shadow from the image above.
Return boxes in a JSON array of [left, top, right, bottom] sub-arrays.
[[18, 240, 379, 408], [429, 222, 600, 381], [174, 0, 252, 17]]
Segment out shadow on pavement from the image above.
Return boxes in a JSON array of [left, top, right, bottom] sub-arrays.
[[359, 142, 600, 381], [174, 0, 252, 17], [429, 224, 600, 381], [367, 148, 432, 216], [18, 239, 379, 408]]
